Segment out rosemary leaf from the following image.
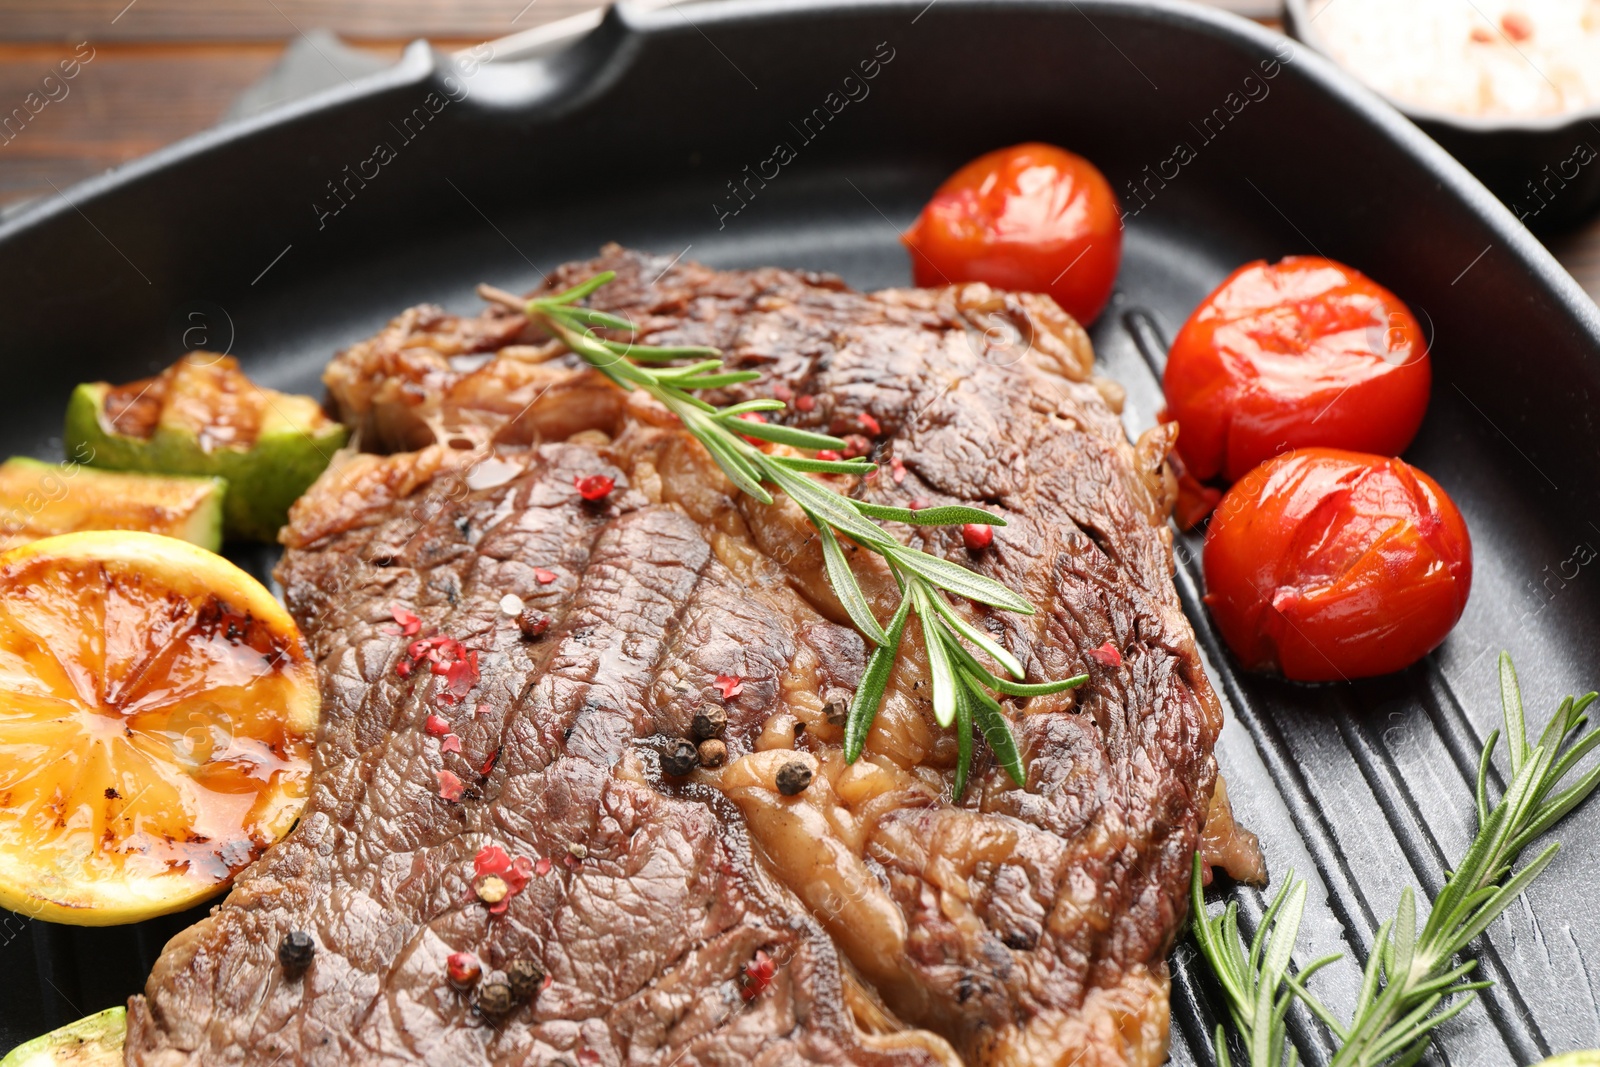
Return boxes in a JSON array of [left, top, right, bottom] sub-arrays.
[[609, 342, 726, 360], [708, 399, 786, 417], [1548, 704, 1600, 783], [552, 305, 638, 332], [916, 585, 959, 728], [673, 371, 765, 389], [767, 455, 876, 475], [943, 633, 1086, 697], [963, 667, 1027, 786], [1501, 654, 1529, 775], [951, 676, 974, 800], [885, 543, 1035, 615], [988, 674, 1089, 697], [926, 592, 1025, 680], [731, 418, 852, 451], [1474, 727, 1501, 828], [656, 384, 717, 413], [852, 500, 1007, 527], [541, 270, 612, 303], [651, 359, 729, 380], [816, 522, 889, 646], [844, 596, 912, 762]]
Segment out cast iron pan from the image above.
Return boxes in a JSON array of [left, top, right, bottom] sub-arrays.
[[2, 1, 1598, 1062]]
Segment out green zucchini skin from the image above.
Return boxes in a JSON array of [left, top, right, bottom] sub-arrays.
[[66, 382, 347, 543]]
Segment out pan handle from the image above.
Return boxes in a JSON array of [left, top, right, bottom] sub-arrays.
[[470, 0, 682, 63]]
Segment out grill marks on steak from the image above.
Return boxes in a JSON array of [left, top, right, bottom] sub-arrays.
[[129, 443, 947, 1067], [126, 247, 1221, 1067]]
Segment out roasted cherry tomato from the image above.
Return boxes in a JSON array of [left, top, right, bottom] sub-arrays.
[[1164, 256, 1431, 483], [902, 142, 1123, 323], [1204, 448, 1471, 681]]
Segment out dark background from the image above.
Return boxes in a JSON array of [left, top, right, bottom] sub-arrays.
[[0, 1, 1598, 1064]]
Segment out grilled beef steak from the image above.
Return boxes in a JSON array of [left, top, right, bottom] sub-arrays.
[[126, 247, 1221, 1067]]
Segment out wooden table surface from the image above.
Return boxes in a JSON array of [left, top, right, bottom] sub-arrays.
[[3, 0, 1599, 301]]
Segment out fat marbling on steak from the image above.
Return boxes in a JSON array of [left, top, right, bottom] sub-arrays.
[[125, 247, 1224, 1067]]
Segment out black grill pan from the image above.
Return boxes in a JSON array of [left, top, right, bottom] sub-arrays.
[[2, 1, 1598, 1061]]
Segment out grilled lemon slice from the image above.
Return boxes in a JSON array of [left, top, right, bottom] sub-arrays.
[[0, 531, 318, 924]]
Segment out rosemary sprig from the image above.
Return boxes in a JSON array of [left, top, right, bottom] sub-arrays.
[[1190, 856, 1340, 1067], [1192, 653, 1600, 1067], [502, 273, 1086, 795]]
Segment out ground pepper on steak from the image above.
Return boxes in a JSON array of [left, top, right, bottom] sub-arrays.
[[124, 247, 1222, 1067]]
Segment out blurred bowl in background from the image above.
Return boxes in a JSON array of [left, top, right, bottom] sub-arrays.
[[1284, 0, 1600, 233]]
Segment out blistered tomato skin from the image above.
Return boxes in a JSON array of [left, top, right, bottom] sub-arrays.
[[1203, 449, 1471, 682], [1164, 257, 1431, 483], [902, 142, 1123, 323]]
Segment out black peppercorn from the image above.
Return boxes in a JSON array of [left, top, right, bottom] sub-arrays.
[[823, 701, 848, 727], [697, 738, 727, 768], [775, 760, 813, 796], [691, 704, 727, 740], [477, 980, 514, 1016], [278, 930, 315, 975], [507, 958, 545, 1000], [661, 738, 699, 776]]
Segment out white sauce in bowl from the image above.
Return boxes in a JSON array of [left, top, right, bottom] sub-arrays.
[[1308, 0, 1600, 119]]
